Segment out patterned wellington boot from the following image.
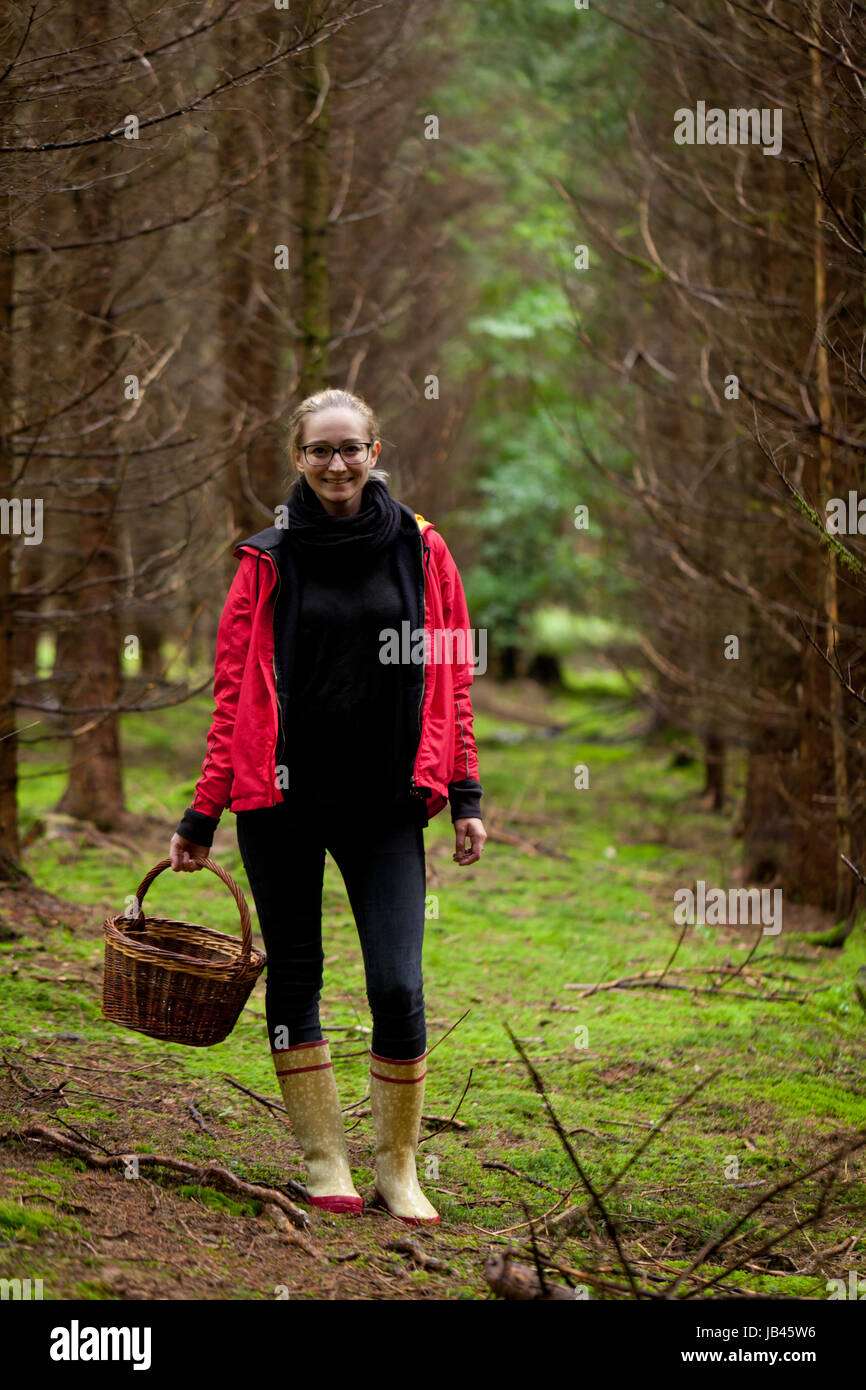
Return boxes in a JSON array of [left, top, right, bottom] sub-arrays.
[[369, 1049, 440, 1224], [272, 1039, 363, 1214]]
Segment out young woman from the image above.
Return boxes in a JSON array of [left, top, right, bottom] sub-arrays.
[[169, 388, 486, 1225]]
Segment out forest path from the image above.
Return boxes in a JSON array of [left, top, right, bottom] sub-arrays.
[[1, 676, 865, 1299]]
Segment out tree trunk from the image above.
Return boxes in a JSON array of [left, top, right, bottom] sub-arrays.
[[55, 0, 124, 828], [296, 1, 331, 396], [790, 16, 858, 916], [702, 733, 725, 811], [527, 652, 564, 690], [0, 211, 20, 873], [217, 10, 287, 540]]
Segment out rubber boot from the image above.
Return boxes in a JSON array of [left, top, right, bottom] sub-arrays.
[[272, 1039, 363, 1214], [369, 1049, 440, 1224]]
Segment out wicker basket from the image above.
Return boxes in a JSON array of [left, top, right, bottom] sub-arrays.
[[102, 857, 266, 1046]]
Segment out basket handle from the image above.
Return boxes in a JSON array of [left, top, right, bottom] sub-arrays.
[[123, 857, 254, 964]]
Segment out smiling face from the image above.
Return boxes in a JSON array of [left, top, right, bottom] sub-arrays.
[[293, 406, 381, 517]]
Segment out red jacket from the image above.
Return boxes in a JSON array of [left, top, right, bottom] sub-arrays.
[[180, 512, 482, 836]]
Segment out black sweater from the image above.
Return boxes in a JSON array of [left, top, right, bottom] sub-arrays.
[[280, 543, 426, 821]]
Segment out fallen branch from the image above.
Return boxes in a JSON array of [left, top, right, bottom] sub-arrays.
[[1, 1050, 66, 1098], [505, 1025, 644, 1300], [427, 1008, 472, 1057], [419, 1111, 470, 1131], [555, 977, 819, 1003], [841, 853, 866, 889], [551, 1069, 721, 1243], [564, 962, 823, 987], [187, 1103, 219, 1139], [418, 1070, 473, 1147], [710, 927, 764, 993], [656, 921, 690, 986], [484, 825, 570, 861], [386, 1238, 449, 1272], [223, 1074, 288, 1117], [260, 1203, 324, 1259], [541, 1253, 758, 1300], [680, 1175, 837, 1300], [664, 1131, 866, 1298], [482, 1160, 565, 1195], [15, 1048, 173, 1077], [483, 1249, 579, 1301], [0, 1123, 312, 1232], [477, 1052, 600, 1065]]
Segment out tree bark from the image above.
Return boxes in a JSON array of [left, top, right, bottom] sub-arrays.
[[296, 1, 331, 396], [55, 0, 124, 828], [0, 198, 20, 871]]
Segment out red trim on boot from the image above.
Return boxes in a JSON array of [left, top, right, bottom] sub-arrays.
[[370, 1070, 426, 1084], [369, 1050, 428, 1065], [275, 1061, 334, 1076], [308, 1193, 363, 1215]]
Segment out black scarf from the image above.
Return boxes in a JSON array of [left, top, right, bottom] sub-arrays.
[[283, 473, 403, 578]]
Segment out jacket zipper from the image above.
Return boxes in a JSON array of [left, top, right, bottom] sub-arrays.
[[409, 530, 428, 798], [269, 552, 286, 791]]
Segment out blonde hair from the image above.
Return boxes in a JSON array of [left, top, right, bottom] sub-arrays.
[[283, 388, 389, 490]]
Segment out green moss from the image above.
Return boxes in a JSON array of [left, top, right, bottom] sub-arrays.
[[0, 1200, 61, 1241], [71, 1280, 122, 1300], [37, 1157, 87, 1176], [176, 1185, 262, 1218]]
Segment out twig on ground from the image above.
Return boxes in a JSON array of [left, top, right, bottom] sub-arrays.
[[841, 853, 866, 888], [549, 1068, 721, 1247], [592, 1117, 656, 1131], [710, 927, 764, 992], [483, 826, 570, 861], [482, 1160, 565, 1194], [418, 1069, 473, 1147], [483, 1248, 579, 1300], [52, 1115, 114, 1155], [187, 1102, 219, 1139], [223, 1074, 287, 1117], [565, 963, 823, 987], [555, 978, 819, 1003], [426, 1008, 472, 1056], [477, 1052, 599, 1065], [385, 1238, 449, 1272], [472, 1182, 582, 1237], [664, 1133, 866, 1298], [681, 1178, 836, 1300], [1, 1049, 66, 1098], [22, 1051, 173, 1076], [525, 1202, 551, 1298], [0, 1123, 312, 1232], [260, 1203, 323, 1258], [505, 1025, 644, 1300], [601, 1070, 720, 1200], [799, 1230, 862, 1276], [656, 921, 690, 986]]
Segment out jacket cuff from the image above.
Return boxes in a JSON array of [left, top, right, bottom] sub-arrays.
[[448, 778, 483, 822], [175, 806, 220, 848]]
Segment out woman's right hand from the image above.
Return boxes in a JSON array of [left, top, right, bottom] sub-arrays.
[[169, 832, 210, 872]]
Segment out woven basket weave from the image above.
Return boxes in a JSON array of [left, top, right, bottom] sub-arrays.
[[102, 857, 266, 1046]]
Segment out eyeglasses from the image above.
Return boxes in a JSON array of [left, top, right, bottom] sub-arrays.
[[300, 441, 373, 466]]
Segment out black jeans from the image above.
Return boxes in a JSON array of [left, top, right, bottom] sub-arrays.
[[235, 794, 428, 1059]]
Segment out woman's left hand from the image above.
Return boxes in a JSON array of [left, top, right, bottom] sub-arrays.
[[453, 817, 487, 866]]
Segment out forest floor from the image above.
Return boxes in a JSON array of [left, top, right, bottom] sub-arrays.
[[1, 668, 865, 1301]]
